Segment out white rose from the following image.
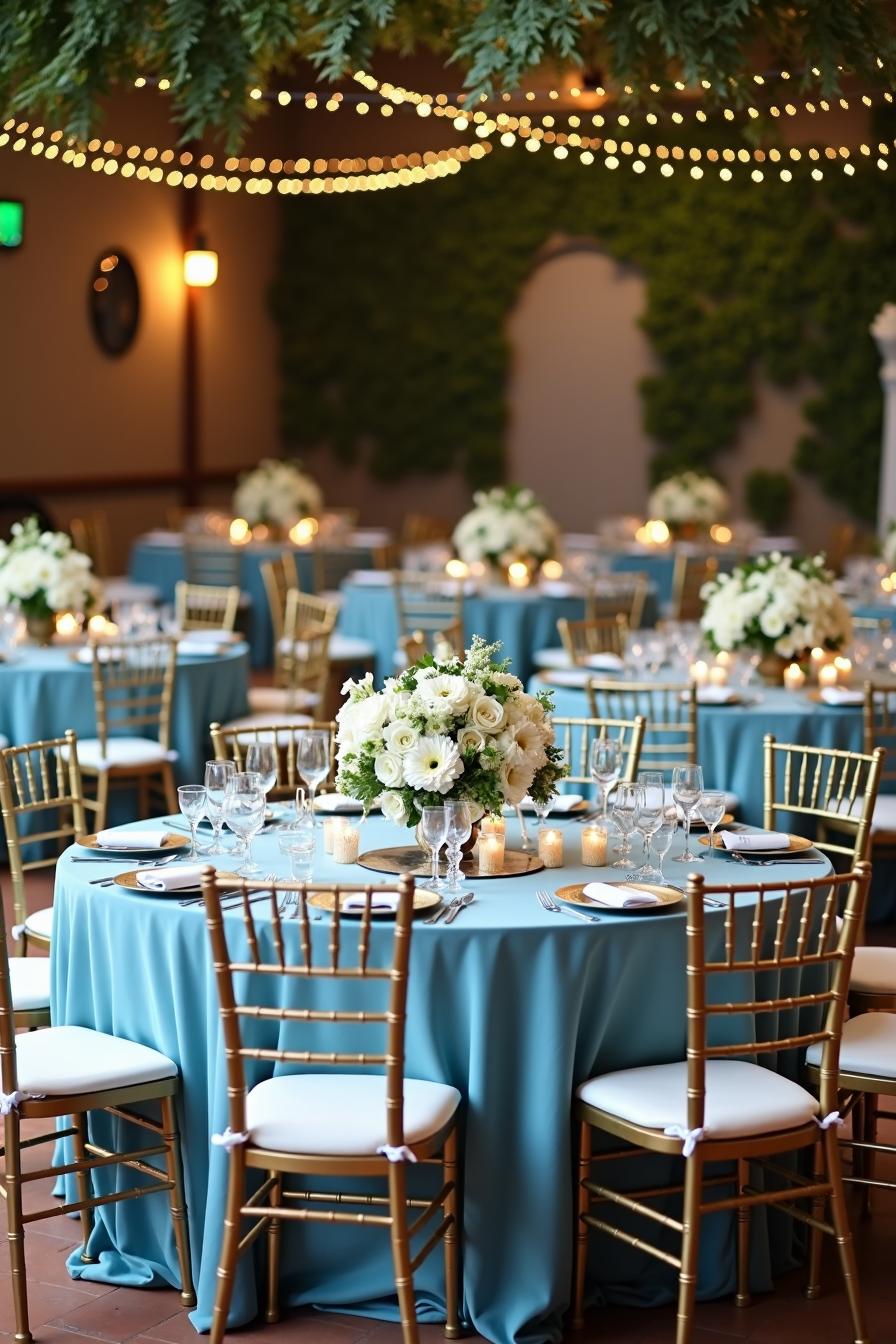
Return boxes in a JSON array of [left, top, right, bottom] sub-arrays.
[[418, 674, 473, 714], [384, 721, 419, 754], [374, 751, 404, 788], [379, 790, 408, 826], [469, 695, 505, 733], [457, 726, 485, 753]]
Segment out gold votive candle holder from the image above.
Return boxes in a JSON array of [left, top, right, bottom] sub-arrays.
[[708, 665, 728, 687], [783, 662, 806, 691], [479, 834, 505, 875], [323, 817, 348, 854], [581, 824, 608, 866], [481, 815, 506, 838], [332, 825, 360, 865], [818, 663, 838, 689], [538, 828, 564, 868]]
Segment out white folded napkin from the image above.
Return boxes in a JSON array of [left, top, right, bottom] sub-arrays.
[[719, 830, 790, 851], [76, 646, 118, 664], [695, 685, 739, 704], [582, 881, 662, 909], [183, 629, 236, 645], [585, 652, 624, 670], [518, 793, 584, 814], [348, 570, 393, 586], [819, 687, 864, 706], [542, 669, 590, 688], [342, 892, 399, 913], [136, 864, 207, 892], [539, 581, 577, 597], [315, 792, 363, 814], [95, 828, 170, 849]]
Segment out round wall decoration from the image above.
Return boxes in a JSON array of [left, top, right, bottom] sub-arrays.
[[88, 250, 139, 356]]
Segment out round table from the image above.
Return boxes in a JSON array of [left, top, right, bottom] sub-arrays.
[[51, 814, 829, 1343], [129, 533, 391, 668]]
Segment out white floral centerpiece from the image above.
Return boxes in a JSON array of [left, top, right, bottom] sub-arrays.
[[0, 517, 101, 635], [700, 552, 852, 664], [336, 636, 566, 827], [452, 486, 558, 573], [232, 458, 323, 530], [647, 471, 729, 533]]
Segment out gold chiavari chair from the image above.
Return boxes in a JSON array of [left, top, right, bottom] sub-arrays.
[[0, 730, 91, 966], [0, 881, 194, 1341], [209, 720, 337, 799], [585, 574, 648, 629], [313, 546, 361, 596], [70, 512, 113, 578], [78, 636, 179, 829], [670, 553, 718, 621], [174, 580, 240, 632], [401, 515, 453, 547], [260, 555, 300, 649], [572, 863, 872, 1344], [399, 622, 465, 667], [826, 521, 857, 576], [551, 715, 646, 789], [393, 572, 464, 660], [244, 590, 336, 724], [586, 679, 696, 776], [200, 870, 461, 1344], [556, 616, 628, 666], [183, 536, 243, 588]]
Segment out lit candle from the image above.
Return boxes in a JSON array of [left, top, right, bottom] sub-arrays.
[[581, 825, 608, 866], [481, 815, 506, 838], [289, 516, 319, 546], [715, 650, 732, 668], [833, 656, 852, 685], [708, 665, 728, 687], [479, 834, 505, 875], [810, 646, 826, 668], [819, 663, 838, 689], [55, 612, 80, 638], [507, 561, 530, 588], [690, 659, 709, 686], [87, 614, 108, 636], [229, 518, 251, 545], [445, 558, 469, 579], [323, 816, 347, 855], [332, 825, 360, 865], [783, 662, 806, 691], [538, 828, 564, 868], [541, 559, 564, 580]]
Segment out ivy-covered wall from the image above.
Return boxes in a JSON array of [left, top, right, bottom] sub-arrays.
[[273, 142, 896, 522]]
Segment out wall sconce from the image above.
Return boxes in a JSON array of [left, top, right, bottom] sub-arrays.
[[183, 234, 218, 287]]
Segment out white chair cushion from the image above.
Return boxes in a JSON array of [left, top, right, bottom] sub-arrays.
[[244, 1073, 460, 1155], [0, 734, 8, 749], [23, 907, 53, 941], [277, 634, 373, 663], [65, 738, 178, 771], [15, 1025, 177, 1096], [577, 1059, 819, 1141], [850, 946, 896, 995], [871, 793, 896, 836], [247, 687, 319, 713], [9, 958, 51, 1012], [807, 1012, 896, 1079]]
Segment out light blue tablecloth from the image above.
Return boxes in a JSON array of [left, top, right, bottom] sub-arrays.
[[51, 815, 829, 1342], [129, 537, 385, 668], [0, 645, 249, 786]]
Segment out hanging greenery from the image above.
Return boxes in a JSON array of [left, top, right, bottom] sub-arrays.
[[273, 144, 896, 520], [2, 2, 896, 146]]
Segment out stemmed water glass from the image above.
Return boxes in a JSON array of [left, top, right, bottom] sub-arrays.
[[223, 772, 266, 875], [653, 807, 678, 883], [204, 759, 235, 854], [177, 785, 206, 861], [610, 782, 642, 870], [632, 771, 665, 880], [297, 729, 330, 827], [245, 738, 278, 806], [420, 805, 449, 889], [697, 790, 726, 859], [277, 790, 315, 887], [671, 764, 704, 863], [443, 801, 472, 893], [590, 737, 621, 819]]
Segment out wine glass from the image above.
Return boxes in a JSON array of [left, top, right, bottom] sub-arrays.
[[443, 801, 472, 893], [297, 729, 330, 827], [590, 737, 621, 819], [653, 807, 679, 883], [697, 790, 727, 860], [177, 784, 206, 861], [530, 793, 554, 830], [223, 773, 266, 875], [245, 738, 278, 811], [671, 764, 704, 863], [610, 782, 642, 870], [632, 771, 665, 880], [420, 805, 449, 889], [204, 759, 235, 854]]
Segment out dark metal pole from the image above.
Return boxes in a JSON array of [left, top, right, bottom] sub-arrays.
[[180, 183, 200, 506]]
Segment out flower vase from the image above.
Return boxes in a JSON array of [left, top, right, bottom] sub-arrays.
[[672, 522, 700, 542], [757, 652, 788, 685], [25, 613, 55, 646]]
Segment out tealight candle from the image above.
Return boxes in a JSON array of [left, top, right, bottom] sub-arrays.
[[323, 816, 347, 854], [87, 614, 108, 636], [55, 612, 80, 638], [810, 646, 826, 668], [507, 561, 530, 589], [538, 828, 564, 868], [833, 656, 852, 685], [481, 815, 506, 837], [818, 663, 838, 689], [581, 825, 608, 866], [783, 662, 806, 691], [479, 834, 505, 875], [708, 665, 728, 687], [332, 825, 360, 865], [690, 659, 709, 686]]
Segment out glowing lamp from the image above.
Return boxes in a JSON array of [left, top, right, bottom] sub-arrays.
[[541, 559, 564, 580], [289, 516, 319, 546], [710, 523, 733, 544], [183, 237, 218, 288], [445, 559, 469, 579], [229, 518, 251, 545], [507, 561, 530, 588]]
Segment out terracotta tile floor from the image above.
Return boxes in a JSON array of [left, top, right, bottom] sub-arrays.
[[1, 873, 893, 1342]]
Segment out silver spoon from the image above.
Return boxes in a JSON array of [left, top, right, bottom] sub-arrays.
[[443, 891, 475, 924]]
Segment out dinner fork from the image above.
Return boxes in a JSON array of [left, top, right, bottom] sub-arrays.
[[536, 888, 601, 923], [728, 851, 827, 867]]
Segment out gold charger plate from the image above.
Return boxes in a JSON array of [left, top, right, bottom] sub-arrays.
[[307, 888, 440, 918], [699, 832, 813, 855], [358, 845, 544, 880], [555, 882, 683, 913], [77, 831, 189, 854], [113, 868, 239, 897]]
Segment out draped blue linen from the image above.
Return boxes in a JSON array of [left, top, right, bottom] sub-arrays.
[[51, 815, 829, 1342]]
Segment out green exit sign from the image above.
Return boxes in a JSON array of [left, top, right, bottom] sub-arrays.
[[0, 199, 24, 248]]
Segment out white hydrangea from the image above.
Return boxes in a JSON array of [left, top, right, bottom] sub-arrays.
[[701, 553, 852, 659], [452, 486, 558, 567], [233, 458, 323, 528], [0, 517, 101, 616], [647, 472, 729, 526]]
